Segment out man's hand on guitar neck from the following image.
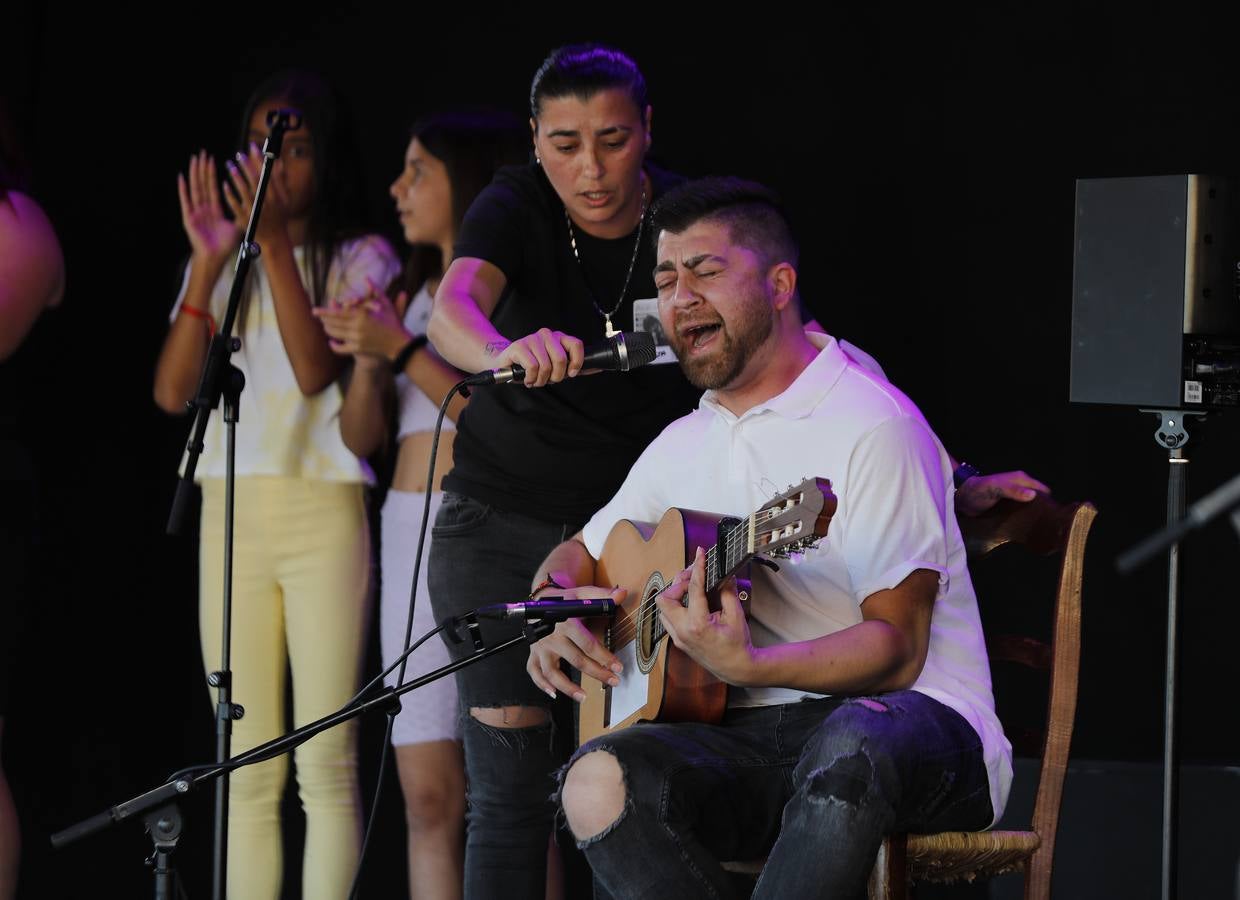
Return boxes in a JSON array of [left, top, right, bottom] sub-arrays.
[[527, 584, 628, 702], [656, 547, 759, 687]]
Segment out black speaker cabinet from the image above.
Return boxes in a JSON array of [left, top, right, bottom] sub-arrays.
[[1070, 174, 1240, 408]]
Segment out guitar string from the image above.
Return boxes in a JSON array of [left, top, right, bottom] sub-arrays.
[[612, 523, 752, 647], [607, 508, 790, 647], [608, 502, 798, 645], [610, 527, 744, 647], [611, 498, 817, 647]]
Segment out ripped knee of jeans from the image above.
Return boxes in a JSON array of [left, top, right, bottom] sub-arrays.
[[464, 705, 552, 753], [557, 748, 627, 846], [469, 704, 551, 728], [805, 747, 874, 809]]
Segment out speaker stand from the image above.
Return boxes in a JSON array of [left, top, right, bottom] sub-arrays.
[[1141, 408, 1206, 900]]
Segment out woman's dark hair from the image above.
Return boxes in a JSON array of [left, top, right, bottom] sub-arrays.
[[236, 69, 364, 316], [395, 110, 527, 295], [529, 44, 648, 124]]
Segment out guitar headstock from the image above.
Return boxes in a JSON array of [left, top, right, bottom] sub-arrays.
[[753, 477, 837, 559]]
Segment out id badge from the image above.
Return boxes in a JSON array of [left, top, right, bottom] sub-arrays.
[[631, 297, 677, 365]]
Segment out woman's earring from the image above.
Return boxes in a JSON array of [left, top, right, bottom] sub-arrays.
[[535, 154, 542, 165]]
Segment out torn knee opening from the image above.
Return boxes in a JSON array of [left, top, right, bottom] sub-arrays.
[[463, 707, 553, 752], [806, 749, 873, 808], [559, 748, 629, 847]]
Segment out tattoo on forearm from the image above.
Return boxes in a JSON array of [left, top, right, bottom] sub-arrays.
[[484, 340, 510, 357]]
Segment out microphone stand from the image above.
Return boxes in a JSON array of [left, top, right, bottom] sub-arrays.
[[163, 107, 301, 900], [51, 612, 563, 898]]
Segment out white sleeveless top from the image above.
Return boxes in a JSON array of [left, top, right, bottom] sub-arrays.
[[394, 284, 456, 442], [171, 235, 401, 482]]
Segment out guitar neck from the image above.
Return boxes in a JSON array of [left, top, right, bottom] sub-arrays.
[[649, 515, 755, 646], [703, 515, 756, 592]]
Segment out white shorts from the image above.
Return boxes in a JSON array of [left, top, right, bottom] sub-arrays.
[[380, 489, 459, 745]]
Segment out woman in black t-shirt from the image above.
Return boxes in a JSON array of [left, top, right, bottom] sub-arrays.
[[426, 45, 699, 899]]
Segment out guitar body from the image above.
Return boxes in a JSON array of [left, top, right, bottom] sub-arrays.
[[575, 477, 836, 746], [578, 508, 732, 745]]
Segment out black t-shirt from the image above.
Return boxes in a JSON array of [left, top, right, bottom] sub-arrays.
[[445, 163, 702, 524]]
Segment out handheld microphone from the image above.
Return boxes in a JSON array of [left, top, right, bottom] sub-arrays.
[[464, 331, 657, 386], [474, 596, 618, 622]]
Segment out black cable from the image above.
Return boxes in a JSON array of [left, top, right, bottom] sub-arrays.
[[348, 715, 394, 900], [347, 378, 467, 900], [345, 621, 449, 708]]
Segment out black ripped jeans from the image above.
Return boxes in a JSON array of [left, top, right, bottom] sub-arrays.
[[565, 692, 994, 900], [427, 492, 585, 900]]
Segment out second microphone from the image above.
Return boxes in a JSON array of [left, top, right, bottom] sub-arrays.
[[463, 331, 658, 387]]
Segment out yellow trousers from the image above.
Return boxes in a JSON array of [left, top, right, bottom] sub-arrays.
[[200, 477, 369, 900]]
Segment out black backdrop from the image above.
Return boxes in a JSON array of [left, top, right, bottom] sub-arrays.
[[5, 5, 1240, 897]]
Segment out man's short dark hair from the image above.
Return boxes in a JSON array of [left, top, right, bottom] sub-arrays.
[[650, 176, 799, 269]]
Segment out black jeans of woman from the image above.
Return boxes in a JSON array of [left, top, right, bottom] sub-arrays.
[[428, 492, 590, 900]]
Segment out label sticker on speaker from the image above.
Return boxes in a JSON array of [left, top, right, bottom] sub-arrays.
[[1184, 381, 1203, 404]]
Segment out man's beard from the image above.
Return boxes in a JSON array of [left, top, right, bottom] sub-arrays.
[[670, 289, 774, 392]]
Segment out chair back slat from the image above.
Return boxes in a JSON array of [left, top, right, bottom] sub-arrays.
[[1026, 501, 1095, 898], [958, 494, 1097, 900]]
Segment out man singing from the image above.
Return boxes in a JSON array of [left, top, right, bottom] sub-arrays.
[[526, 177, 1011, 898]]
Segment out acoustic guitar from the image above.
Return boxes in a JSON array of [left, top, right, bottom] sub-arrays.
[[578, 477, 836, 744]]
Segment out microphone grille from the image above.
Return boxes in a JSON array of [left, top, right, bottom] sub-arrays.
[[623, 331, 658, 369]]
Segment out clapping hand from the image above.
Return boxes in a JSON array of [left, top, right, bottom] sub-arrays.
[[221, 142, 292, 247], [315, 279, 412, 369], [177, 150, 240, 267]]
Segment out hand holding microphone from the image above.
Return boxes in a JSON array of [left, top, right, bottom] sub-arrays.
[[466, 328, 657, 388]]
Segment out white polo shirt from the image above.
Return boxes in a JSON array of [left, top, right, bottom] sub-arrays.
[[581, 332, 1012, 825]]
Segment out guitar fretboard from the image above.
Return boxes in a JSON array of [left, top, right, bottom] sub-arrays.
[[648, 514, 755, 645]]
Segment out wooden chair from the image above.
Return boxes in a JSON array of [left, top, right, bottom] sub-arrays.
[[867, 493, 1098, 900]]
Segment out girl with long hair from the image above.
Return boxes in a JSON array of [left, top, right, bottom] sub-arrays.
[[153, 70, 399, 900], [316, 111, 525, 899]]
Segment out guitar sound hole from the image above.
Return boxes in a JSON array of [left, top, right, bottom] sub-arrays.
[[637, 572, 664, 674]]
